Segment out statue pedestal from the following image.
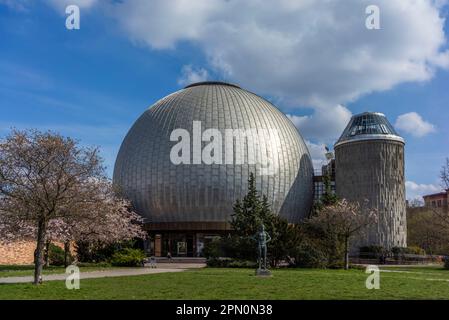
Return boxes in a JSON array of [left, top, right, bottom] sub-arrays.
[[256, 268, 272, 277]]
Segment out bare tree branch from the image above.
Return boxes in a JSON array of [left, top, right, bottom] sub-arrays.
[[440, 157, 449, 190]]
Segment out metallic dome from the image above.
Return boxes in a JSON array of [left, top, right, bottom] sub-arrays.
[[113, 82, 314, 224]]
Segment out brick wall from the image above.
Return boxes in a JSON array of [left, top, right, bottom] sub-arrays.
[[0, 241, 35, 265], [0, 241, 76, 265]]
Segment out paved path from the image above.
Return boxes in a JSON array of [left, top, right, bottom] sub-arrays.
[[0, 263, 205, 284], [354, 263, 442, 268]]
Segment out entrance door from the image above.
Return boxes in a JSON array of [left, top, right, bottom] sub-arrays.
[[186, 235, 194, 257]]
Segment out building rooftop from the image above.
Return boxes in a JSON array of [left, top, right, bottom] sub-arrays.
[[335, 112, 404, 147], [184, 81, 241, 89], [422, 190, 448, 199]]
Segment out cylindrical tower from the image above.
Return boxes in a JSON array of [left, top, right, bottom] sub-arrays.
[[334, 112, 406, 249]]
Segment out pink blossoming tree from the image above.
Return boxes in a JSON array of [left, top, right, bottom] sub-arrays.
[[0, 129, 145, 284]]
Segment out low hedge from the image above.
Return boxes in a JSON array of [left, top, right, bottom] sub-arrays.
[[392, 246, 426, 256], [75, 262, 112, 268], [207, 257, 257, 268], [110, 248, 146, 267], [443, 256, 449, 269], [359, 246, 386, 259]]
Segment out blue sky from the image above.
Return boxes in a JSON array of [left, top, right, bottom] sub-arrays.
[[1, 0, 448, 201]]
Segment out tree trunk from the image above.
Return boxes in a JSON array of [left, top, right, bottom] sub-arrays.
[[344, 236, 349, 270], [33, 218, 47, 285], [64, 241, 70, 268], [44, 241, 50, 267]]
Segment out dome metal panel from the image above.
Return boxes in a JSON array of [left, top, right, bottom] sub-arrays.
[[113, 82, 314, 224]]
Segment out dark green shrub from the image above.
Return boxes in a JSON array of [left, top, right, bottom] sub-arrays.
[[228, 260, 257, 268], [404, 246, 426, 255], [203, 235, 257, 262], [48, 243, 73, 266], [349, 264, 366, 270], [206, 257, 232, 267], [206, 257, 257, 268], [76, 262, 112, 268], [110, 248, 146, 267], [76, 240, 139, 263], [392, 246, 426, 261], [444, 256, 449, 269], [359, 246, 386, 259], [391, 247, 404, 254], [299, 218, 345, 268], [203, 237, 225, 259], [292, 242, 328, 268], [230, 236, 257, 261]]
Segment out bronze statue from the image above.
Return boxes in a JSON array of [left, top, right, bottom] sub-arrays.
[[255, 224, 271, 271]]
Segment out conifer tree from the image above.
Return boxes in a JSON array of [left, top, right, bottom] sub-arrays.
[[231, 173, 274, 237]]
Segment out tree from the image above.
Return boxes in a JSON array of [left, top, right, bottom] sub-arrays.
[[230, 172, 300, 266], [311, 169, 338, 216], [45, 180, 146, 267], [407, 207, 449, 255], [440, 157, 449, 190], [0, 129, 145, 284], [408, 198, 424, 208], [73, 181, 145, 262], [427, 157, 449, 251], [321, 171, 338, 206], [407, 157, 449, 256], [307, 199, 377, 269], [268, 216, 302, 267], [302, 212, 345, 267], [231, 173, 274, 237]]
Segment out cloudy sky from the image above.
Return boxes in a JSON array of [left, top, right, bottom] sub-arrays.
[[1, 0, 448, 201]]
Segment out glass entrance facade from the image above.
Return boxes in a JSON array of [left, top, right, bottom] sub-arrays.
[[146, 232, 225, 257]]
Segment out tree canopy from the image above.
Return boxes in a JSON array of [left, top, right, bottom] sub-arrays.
[[0, 129, 145, 284]]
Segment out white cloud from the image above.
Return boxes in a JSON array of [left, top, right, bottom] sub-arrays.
[[305, 141, 329, 171], [177, 65, 209, 86], [395, 112, 436, 137], [287, 105, 352, 143], [107, 0, 449, 108], [111, 1, 219, 50], [36, 0, 449, 143], [405, 181, 442, 201]]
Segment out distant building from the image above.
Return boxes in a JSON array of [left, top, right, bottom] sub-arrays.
[[313, 159, 336, 203], [423, 190, 449, 212], [322, 158, 335, 178]]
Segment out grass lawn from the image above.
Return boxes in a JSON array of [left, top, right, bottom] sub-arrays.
[[1, 266, 449, 300], [0, 265, 117, 278]]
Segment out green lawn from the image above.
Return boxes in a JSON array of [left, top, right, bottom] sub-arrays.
[[1, 266, 449, 300]]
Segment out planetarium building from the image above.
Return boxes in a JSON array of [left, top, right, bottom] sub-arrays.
[[113, 82, 314, 257]]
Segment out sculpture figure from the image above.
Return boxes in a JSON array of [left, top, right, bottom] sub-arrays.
[[255, 223, 271, 270]]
